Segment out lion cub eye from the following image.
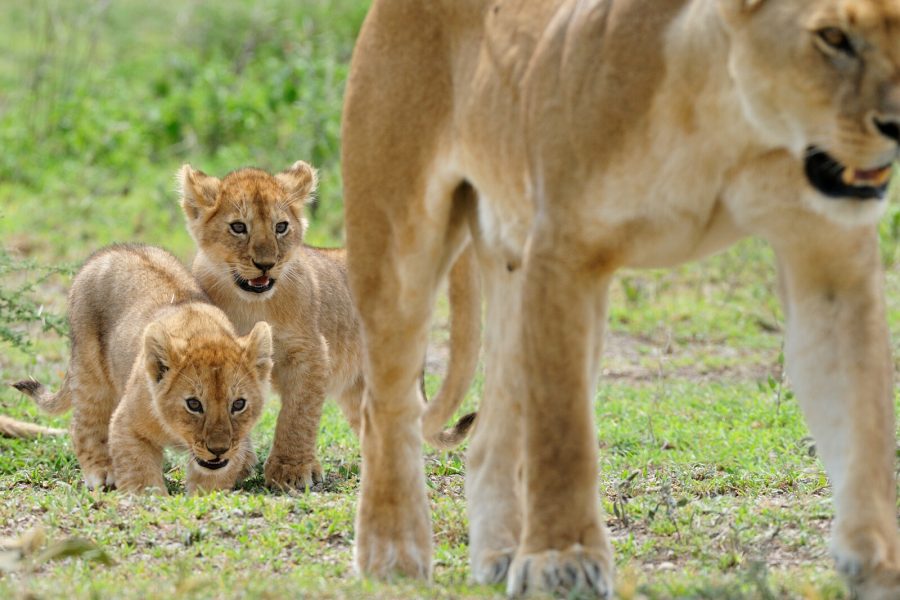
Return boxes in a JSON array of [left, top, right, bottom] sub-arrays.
[[274, 221, 289, 235], [231, 398, 247, 414], [230, 222, 248, 235], [185, 397, 204, 414], [816, 27, 855, 57]]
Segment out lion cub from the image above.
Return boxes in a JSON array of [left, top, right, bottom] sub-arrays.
[[12, 244, 273, 494], [180, 162, 479, 490]]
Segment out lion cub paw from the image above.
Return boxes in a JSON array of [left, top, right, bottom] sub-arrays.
[[506, 544, 613, 598], [82, 466, 115, 491], [264, 456, 323, 491]]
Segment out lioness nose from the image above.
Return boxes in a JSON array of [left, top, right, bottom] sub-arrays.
[[873, 116, 900, 143], [252, 260, 275, 273], [206, 444, 229, 457]]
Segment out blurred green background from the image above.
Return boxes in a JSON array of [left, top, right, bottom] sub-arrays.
[[0, 0, 364, 266]]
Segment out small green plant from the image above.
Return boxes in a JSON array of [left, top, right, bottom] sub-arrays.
[[0, 246, 69, 352]]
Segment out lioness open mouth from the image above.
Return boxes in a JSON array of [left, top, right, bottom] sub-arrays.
[[234, 274, 276, 294], [804, 147, 893, 200], [195, 457, 229, 471]]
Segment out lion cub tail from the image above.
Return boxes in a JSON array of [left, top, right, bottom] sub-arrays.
[[0, 415, 65, 439], [422, 246, 481, 450], [10, 375, 73, 415]]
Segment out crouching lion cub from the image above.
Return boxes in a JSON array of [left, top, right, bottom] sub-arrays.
[[179, 161, 480, 490], [12, 244, 273, 494]]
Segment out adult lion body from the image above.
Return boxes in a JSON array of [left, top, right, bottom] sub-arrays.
[[13, 244, 273, 494], [342, 0, 900, 597], [180, 162, 480, 490]]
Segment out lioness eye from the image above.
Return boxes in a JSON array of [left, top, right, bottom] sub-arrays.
[[275, 221, 288, 234], [185, 397, 204, 414], [230, 222, 247, 234], [817, 27, 855, 56], [231, 398, 246, 413]]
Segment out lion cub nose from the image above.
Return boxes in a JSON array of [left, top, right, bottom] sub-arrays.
[[252, 260, 275, 273], [206, 444, 229, 458]]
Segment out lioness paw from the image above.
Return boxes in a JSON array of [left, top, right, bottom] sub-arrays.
[[832, 527, 900, 600], [264, 456, 323, 491], [472, 548, 515, 585], [507, 545, 613, 599], [355, 529, 431, 581]]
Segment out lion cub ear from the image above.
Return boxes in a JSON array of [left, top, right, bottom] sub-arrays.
[[276, 160, 318, 206], [143, 322, 177, 385], [178, 164, 221, 220], [242, 321, 274, 381]]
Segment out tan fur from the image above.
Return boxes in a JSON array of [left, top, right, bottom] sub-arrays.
[[180, 162, 479, 490], [0, 415, 65, 439], [13, 244, 273, 494], [342, 0, 900, 597]]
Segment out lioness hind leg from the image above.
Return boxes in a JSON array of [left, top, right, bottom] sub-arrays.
[[466, 251, 524, 584], [505, 228, 614, 598], [772, 225, 900, 598]]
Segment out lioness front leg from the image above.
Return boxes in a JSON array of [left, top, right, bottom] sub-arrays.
[[505, 229, 614, 598], [774, 224, 900, 598], [265, 344, 328, 491]]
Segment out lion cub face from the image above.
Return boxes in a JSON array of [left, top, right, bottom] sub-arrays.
[[143, 316, 274, 471], [721, 0, 900, 210], [179, 162, 318, 301]]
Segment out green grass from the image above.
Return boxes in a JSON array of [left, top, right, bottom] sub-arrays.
[[2, 1, 900, 598]]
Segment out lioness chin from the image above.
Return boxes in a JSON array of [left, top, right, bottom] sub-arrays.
[[12, 244, 273, 494], [342, 0, 900, 597], [180, 161, 480, 491]]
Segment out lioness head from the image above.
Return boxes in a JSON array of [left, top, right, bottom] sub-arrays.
[[179, 161, 318, 300], [142, 313, 274, 471], [720, 0, 900, 213]]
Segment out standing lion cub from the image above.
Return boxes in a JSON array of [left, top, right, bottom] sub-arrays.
[[12, 244, 273, 494], [180, 161, 480, 490]]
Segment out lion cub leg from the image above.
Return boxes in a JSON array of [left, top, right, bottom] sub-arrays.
[[264, 342, 328, 490], [335, 377, 364, 436], [773, 228, 900, 598], [67, 346, 118, 490], [108, 391, 167, 494], [505, 233, 614, 598]]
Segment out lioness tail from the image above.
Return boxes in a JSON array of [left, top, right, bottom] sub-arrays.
[[0, 415, 65, 439], [422, 245, 481, 450]]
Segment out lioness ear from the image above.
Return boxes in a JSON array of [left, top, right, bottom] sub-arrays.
[[275, 160, 318, 206], [178, 164, 221, 220], [143, 322, 174, 385], [242, 321, 274, 380]]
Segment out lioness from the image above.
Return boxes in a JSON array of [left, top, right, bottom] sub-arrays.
[[12, 244, 273, 494], [342, 0, 900, 597], [180, 161, 479, 490]]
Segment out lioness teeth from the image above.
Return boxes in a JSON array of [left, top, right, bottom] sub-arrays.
[[841, 166, 893, 187]]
